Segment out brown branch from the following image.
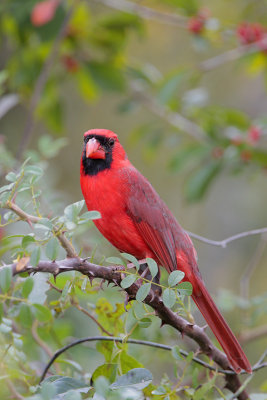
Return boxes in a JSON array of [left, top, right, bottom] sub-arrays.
[[17, 1, 77, 157], [96, 0, 187, 28], [8, 257, 250, 399]]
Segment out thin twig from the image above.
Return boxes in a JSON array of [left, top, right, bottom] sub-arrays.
[[5, 201, 77, 258], [95, 0, 187, 28], [71, 300, 114, 337], [186, 228, 267, 248], [7, 379, 24, 400], [17, 1, 77, 157], [38, 336, 211, 383]]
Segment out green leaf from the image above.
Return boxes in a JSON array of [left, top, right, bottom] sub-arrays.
[[186, 161, 222, 202], [64, 201, 85, 222], [152, 386, 166, 395], [177, 282, 193, 296], [38, 135, 68, 158], [24, 165, 44, 177], [0, 266, 12, 293], [5, 171, 17, 182], [45, 237, 59, 260], [157, 69, 186, 105], [168, 270, 185, 287], [106, 256, 123, 265], [110, 368, 153, 390], [162, 288, 176, 308], [136, 283, 151, 302], [0, 182, 15, 194], [138, 317, 152, 328], [92, 363, 117, 383], [22, 277, 34, 298], [121, 253, 140, 270], [28, 274, 50, 304], [121, 274, 136, 289], [19, 304, 32, 328], [78, 210, 101, 223], [33, 304, 52, 322], [86, 61, 125, 92], [146, 258, 158, 278], [171, 346, 183, 360], [22, 235, 35, 249], [30, 247, 41, 267]]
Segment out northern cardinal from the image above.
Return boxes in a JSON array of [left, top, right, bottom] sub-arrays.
[[80, 128, 251, 373]]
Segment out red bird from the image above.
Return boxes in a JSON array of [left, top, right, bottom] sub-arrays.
[[80, 128, 251, 374]]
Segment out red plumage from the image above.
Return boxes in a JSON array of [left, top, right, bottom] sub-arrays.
[[80, 129, 251, 373]]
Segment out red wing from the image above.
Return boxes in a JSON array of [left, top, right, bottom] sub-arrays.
[[124, 168, 189, 272]]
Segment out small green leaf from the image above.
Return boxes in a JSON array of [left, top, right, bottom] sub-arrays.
[[22, 277, 34, 297], [152, 386, 166, 395], [25, 165, 44, 177], [106, 256, 123, 265], [30, 247, 41, 267], [171, 346, 183, 361], [146, 258, 158, 278], [121, 253, 140, 270], [33, 304, 52, 322], [186, 161, 221, 202], [64, 200, 85, 222], [0, 266, 12, 293], [138, 317, 152, 328], [121, 274, 136, 289], [45, 237, 59, 260], [22, 235, 35, 249], [5, 171, 17, 182], [168, 270, 185, 287], [162, 288, 176, 308], [136, 283, 151, 302], [177, 282, 193, 296], [78, 210, 101, 223], [110, 368, 153, 390]]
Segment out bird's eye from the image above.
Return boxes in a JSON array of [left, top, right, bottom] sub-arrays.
[[109, 138, 115, 146]]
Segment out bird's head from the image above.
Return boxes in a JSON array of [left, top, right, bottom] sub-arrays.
[[81, 129, 127, 176]]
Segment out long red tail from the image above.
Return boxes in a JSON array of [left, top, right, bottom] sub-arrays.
[[192, 278, 251, 373]]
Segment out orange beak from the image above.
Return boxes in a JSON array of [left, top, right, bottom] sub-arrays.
[[86, 138, 106, 159]]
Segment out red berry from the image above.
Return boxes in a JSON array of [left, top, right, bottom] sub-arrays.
[[62, 55, 79, 73], [248, 126, 262, 144], [237, 22, 265, 45], [188, 17, 205, 34], [31, 0, 59, 27]]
